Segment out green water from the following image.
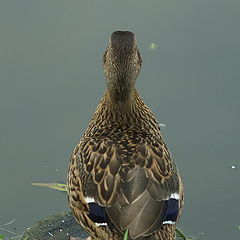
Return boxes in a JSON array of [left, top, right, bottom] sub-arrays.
[[0, 1, 239, 239]]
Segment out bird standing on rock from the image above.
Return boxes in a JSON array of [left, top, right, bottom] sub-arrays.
[[67, 31, 184, 240]]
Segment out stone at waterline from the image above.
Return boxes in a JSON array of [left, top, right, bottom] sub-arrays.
[[21, 211, 88, 240]]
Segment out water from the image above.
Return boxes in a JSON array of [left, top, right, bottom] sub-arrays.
[[0, 0, 240, 239]]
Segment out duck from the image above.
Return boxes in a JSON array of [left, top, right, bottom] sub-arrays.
[[67, 31, 184, 240]]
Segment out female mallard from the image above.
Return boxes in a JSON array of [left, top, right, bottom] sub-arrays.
[[67, 31, 184, 240]]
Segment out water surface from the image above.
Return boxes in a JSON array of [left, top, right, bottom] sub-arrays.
[[0, 1, 240, 239]]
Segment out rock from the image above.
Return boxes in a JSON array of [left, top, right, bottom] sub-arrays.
[[21, 211, 88, 240]]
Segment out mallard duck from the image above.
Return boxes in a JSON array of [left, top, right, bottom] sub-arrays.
[[67, 31, 184, 240]]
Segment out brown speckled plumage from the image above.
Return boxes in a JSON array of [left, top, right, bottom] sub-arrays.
[[67, 31, 184, 240]]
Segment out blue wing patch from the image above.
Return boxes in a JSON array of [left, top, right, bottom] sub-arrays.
[[88, 202, 107, 224], [163, 198, 179, 224]]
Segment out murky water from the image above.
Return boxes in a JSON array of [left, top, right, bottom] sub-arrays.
[[0, 1, 239, 239]]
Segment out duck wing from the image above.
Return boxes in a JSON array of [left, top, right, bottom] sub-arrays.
[[82, 137, 181, 239]]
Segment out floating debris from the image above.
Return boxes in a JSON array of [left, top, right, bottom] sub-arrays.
[[148, 43, 158, 50], [231, 165, 237, 169], [48, 231, 54, 237], [32, 182, 67, 192]]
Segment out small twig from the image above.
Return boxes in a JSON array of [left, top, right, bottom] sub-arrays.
[[0, 219, 16, 227], [0, 227, 17, 236], [9, 235, 22, 239]]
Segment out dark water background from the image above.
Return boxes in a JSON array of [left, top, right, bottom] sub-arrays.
[[0, 1, 240, 239]]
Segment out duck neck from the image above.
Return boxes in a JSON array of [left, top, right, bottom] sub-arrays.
[[97, 89, 145, 127], [84, 89, 161, 138], [106, 75, 135, 103]]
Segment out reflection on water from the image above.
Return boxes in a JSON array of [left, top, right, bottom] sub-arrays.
[[0, 1, 240, 239]]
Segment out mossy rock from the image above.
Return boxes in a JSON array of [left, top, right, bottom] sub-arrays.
[[21, 211, 88, 240]]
